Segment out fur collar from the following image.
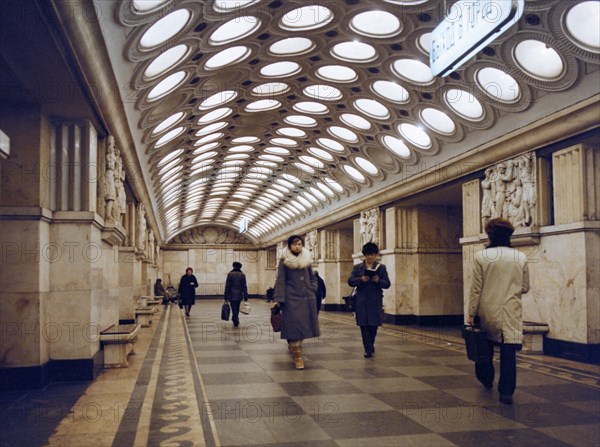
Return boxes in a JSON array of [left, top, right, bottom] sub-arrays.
[[282, 248, 313, 269]]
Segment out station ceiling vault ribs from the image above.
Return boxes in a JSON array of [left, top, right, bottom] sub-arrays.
[[92, 0, 599, 243]]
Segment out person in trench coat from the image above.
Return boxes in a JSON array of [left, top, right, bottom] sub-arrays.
[[178, 267, 198, 317], [224, 261, 248, 327], [273, 235, 320, 370], [348, 242, 391, 358], [468, 218, 529, 405]]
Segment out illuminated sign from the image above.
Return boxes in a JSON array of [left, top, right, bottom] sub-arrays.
[[239, 217, 248, 234], [430, 0, 524, 77]]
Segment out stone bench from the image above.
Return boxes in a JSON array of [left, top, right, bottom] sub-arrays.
[[100, 324, 140, 368], [135, 307, 157, 327], [522, 321, 549, 354]]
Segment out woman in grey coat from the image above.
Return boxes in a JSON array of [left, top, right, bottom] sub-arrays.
[[348, 242, 391, 358], [273, 235, 320, 370]]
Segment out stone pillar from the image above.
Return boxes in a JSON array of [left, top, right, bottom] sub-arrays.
[[317, 229, 353, 310], [462, 179, 481, 237]]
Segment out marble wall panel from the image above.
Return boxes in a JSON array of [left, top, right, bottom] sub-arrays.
[[585, 231, 600, 343], [48, 290, 92, 359], [118, 248, 136, 321], [418, 252, 463, 315]]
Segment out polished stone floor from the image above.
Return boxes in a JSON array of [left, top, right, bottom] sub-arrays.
[[1, 300, 599, 447]]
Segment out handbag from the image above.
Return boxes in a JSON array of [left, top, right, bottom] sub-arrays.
[[221, 302, 230, 321], [343, 288, 357, 312], [462, 325, 491, 362], [240, 301, 251, 315], [270, 306, 283, 332]]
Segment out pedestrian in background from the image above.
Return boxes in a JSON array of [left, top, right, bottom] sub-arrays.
[[224, 261, 248, 327], [348, 242, 390, 358], [314, 271, 326, 313], [178, 267, 198, 317]]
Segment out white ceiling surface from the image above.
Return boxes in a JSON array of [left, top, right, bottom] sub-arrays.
[[93, 0, 600, 243]]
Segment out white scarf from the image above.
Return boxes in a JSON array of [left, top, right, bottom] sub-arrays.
[[282, 248, 313, 270]]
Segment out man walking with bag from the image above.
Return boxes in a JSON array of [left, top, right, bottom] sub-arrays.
[[224, 262, 248, 327]]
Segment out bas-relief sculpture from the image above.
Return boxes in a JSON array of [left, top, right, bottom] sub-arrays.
[[170, 226, 252, 244], [137, 203, 146, 251], [360, 208, 380, 246], [148, 229, 155, 262], [305, 230, 317, 259], [103, 135, 127, 226], [481, 152, 537, 230]]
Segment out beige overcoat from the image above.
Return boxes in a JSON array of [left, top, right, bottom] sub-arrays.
[[468, 247, 530, 344]]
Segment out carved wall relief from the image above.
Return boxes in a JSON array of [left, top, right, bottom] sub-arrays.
[[359, 207, 380, 246]]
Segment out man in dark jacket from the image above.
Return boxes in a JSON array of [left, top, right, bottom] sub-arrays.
[[224, 262, 248, 327], [314, 271, 326, 313]]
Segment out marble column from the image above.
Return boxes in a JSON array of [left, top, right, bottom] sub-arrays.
[[317, 229, 353, 310]]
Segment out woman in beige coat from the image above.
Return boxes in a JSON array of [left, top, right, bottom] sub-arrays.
[[468, 218, 529, 405]]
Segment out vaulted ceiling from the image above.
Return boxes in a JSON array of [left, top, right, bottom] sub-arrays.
[[6, 0, 600, 244]]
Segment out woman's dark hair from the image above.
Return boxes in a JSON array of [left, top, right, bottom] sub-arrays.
[[362, 242, 379, 255], [287, 235, 304, 248], [185, 267, 193, 273], [485, 218, 514, 247], [232, 261, 242, 269]]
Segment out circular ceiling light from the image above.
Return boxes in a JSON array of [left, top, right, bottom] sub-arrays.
[[514, 40, 564, 80], [303, 191, 320, 204], [264, 146, 290, 155], [565, 2, 600, 51], [252, 82, 290, 96], [420, 108, 456, 134], [276, 178, 296, 189], [308, 147, 334, 161], [195, 121, 228, 136], [260, 61, 301, 78], [232, 136, 260, 144], [147, 71, 186, 101], [197, 107, 232, 124], [209, 16, 261, 45], [293, 162, 315, 174], [255, 160, 277, 168], [158, 148, 184, 167], [299, 155, 325, 169], [195, 132, 224, 145], [193, 141, 219, 153], [279, 5, 334, 31], [282, 173, 302, 184], [372, 80, 410, 103], [355, 157, 378, 175], [328, 126, 358, 143], [204, 46, 251, 70], [140, 9, 190, 49], [259, 154, 284, 162], [444, 89, 484, 121], [198, 90, 237, 110], [158, 157, 180, 174], [317, 138, 345, 153], [350, 10, 401, 38], [398, 123, 432, 149], [340, 113, 371, 130], [144, 44, 189, 80], [293, 101, 329, 114], [303, 84, 343, 101], [476, 67, 520, 102], [382, 135, 411, 158], [228, 145, 254, 153], [285, 115, 317, 127], [331, 41, 377, 62], [316, 182, 334, 197], [192, 151, 218, 163], [353, 98, 390, 120], [133, 0, 169, 13], [277, 127, 306, 138], [245, 99, 282, 112], [213, 0, 260, 12], [316, 65, 358, 83], [269, 37, 314, 56], [152, 112, 185, 135], [342, 164, 366, 183], [392, 59, 434, 84], [224, 154, 250, 161], [155, 126, 185, 147], [418, 33, 431, 55], [270, 137, 297, 147]]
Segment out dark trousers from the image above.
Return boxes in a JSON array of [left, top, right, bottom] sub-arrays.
[[475, 340, 518, 396], [230, 301, 241, 326], [360, 326, 378, 354]]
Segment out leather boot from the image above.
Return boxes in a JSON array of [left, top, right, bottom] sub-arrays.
[[291, 345, 304, 370]]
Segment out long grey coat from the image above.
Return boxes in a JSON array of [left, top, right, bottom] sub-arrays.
[[224, 269, 248, 302], [274, 248, 320, 340], [348, 261, 391, 327], [468, 246, 530, 344]]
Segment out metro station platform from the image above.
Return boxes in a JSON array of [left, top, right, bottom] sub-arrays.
[[2, 300, 599, 447]]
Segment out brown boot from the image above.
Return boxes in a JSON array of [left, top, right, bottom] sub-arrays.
[[290, 344, 304, 370]]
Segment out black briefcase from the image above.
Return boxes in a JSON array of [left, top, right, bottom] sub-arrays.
[[462, 326, 491, 363], [221, 302, 231, 321]]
